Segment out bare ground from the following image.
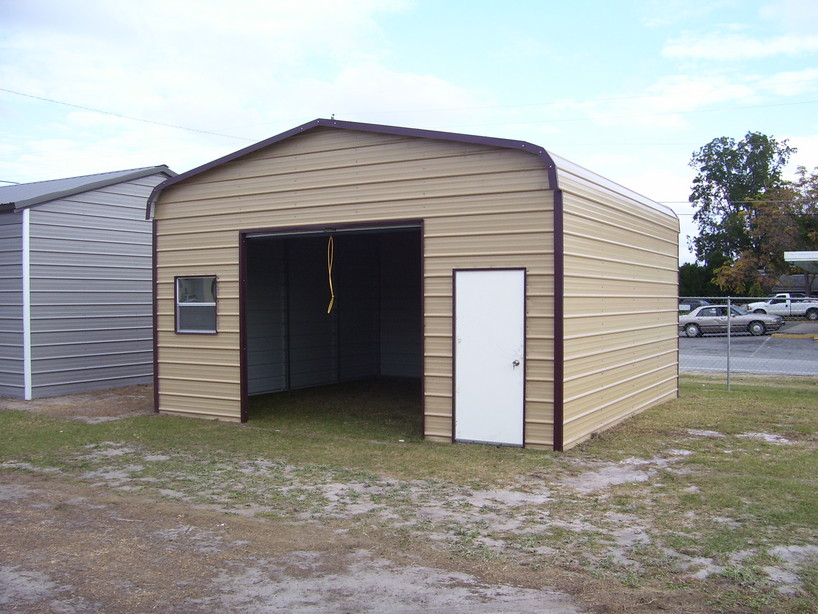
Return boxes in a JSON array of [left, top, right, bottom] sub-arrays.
[[1, 386, 814, 613], [0, 387, 588, 613]]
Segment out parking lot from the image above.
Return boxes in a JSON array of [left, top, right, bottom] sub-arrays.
[[679, 321, 818, 376]]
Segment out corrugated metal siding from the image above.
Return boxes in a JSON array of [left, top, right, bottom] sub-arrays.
[[26, 173, 167, 397], [380, 232, 422, 378], [245, 240, 287, 394], [0, 213, 23, 397], [337, 236, 381, 381], [558, 167, 679, 449], [154, 128, 555, 442], [287, 238, 340, 388], [244, 231, 419, 396]]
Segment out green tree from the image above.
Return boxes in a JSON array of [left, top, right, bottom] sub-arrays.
[[712, 166, 818, 294], [789, 166, 818, 249], [679, 261, 727, 298], [688, 132, 797, 293]]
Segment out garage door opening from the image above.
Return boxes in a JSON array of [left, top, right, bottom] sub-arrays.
[[240, 224, 423, 426]]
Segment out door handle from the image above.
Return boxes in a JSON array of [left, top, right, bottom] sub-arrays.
[[512, 359, 520, 368]]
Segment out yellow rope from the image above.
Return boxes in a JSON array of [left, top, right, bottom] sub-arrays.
[[327, 235, 335, 314]]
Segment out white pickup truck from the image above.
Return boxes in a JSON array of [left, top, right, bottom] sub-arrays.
[[746, 294, 818, 320]]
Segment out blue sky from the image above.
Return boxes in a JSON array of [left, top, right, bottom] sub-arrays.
[[2, 0, 817, 262]]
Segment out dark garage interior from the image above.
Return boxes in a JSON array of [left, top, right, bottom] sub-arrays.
[[242, 227, 423, 411]]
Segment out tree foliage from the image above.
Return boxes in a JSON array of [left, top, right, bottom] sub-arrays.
[[688, 133, 818, 294], [689, 132, 795, 265], [679, 261, 728, 298]]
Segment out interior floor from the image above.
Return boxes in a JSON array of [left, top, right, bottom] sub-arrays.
[[247, 377, 423, 438]]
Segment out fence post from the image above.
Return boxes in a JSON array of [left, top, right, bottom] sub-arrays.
[[727, 297, 732, 392]]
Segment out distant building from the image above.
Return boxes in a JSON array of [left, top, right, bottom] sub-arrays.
[[780, 252, 818, 295], [0, 166, 175, 399]]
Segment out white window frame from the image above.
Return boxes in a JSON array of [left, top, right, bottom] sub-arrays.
[[175, 276, 217, 334]]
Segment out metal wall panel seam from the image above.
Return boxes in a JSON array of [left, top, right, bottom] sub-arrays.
[[563, 339, 677, 361], [563, 270, 679, 284], [562, 376, 679, 419], [562, 361, 678, 393], [563, 231, 677, 256], [561, 386, 678, 434], [33, 360, 153, 374], [563, 252, 678, 271], [32, 262, 147, 270], [158, 391, 240, 401], [31, 221, 152, 234], [34, 374, 153, 390], [563, 322, 673, 338]]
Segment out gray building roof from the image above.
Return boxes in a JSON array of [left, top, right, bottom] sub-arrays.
[[0, 165, 175, 212]]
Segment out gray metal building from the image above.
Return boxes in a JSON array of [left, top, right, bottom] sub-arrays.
[[0, 166, 175, 399]]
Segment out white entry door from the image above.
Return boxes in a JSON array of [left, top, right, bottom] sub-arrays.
[[454, 269, 525, 446]]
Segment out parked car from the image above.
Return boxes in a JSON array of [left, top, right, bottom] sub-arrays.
[[768, 292, 806, 299], [679, 298, 710, 312], [679, 304, 784, 337], [745, 296, 818, 321]]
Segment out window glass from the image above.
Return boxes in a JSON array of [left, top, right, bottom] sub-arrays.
[[176, 276, 217, 333]]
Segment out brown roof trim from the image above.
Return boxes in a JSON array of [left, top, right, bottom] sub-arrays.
[[151, 219, 160, 415], [552, 190, 565, 451], [145, 118, 559, 218]]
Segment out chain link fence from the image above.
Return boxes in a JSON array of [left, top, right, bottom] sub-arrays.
[[678, 296, 818, 384]]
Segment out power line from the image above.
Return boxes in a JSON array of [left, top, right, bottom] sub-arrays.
[[3, 85, 818, 143], [0, 87, 254, 142]]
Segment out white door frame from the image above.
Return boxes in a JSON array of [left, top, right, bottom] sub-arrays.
[[453, 268, 525, 446]]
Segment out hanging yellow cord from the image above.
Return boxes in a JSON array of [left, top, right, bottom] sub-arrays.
[[326, 235, 335, 314]]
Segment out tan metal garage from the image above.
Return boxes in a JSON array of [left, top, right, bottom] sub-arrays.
[[148, 119, 679, 450]]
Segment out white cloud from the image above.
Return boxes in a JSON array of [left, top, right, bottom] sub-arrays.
[[640, 0, 733, 28], [756, 68, 818, 97], [1, 0, 496, 179], [646, 74, 759, 110], [0, 0, 412, 130], [785, 133, 818, 172], [663, 31, 818, 61], [537, 74, 761, 133], [760, 0, 818, 35]]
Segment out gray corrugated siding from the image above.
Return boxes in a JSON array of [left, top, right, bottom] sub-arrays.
[[0, 213, 23, 397], [246, 241, 288, 395], [26, 174, 167, 397], [287, 238, 340, 388], [336, 237, 380, 381], [379, 232, 422, 377]]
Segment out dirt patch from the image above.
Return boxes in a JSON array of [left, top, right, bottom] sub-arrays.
[[1, 387, 587, 613], [0, 473, 581, 613], [0, 385, 152, 422], [2, 385, 815, 613]]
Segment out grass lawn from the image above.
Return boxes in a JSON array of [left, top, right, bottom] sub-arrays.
[[1, 374, 816, 613]]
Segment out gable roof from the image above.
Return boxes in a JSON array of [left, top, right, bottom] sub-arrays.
[[146, 118, 675, 220], [145, 118, 557, 218], [0, 165, 175, 213]]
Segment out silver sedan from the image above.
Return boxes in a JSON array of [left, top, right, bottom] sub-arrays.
[[679, 305, 784, 337]]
